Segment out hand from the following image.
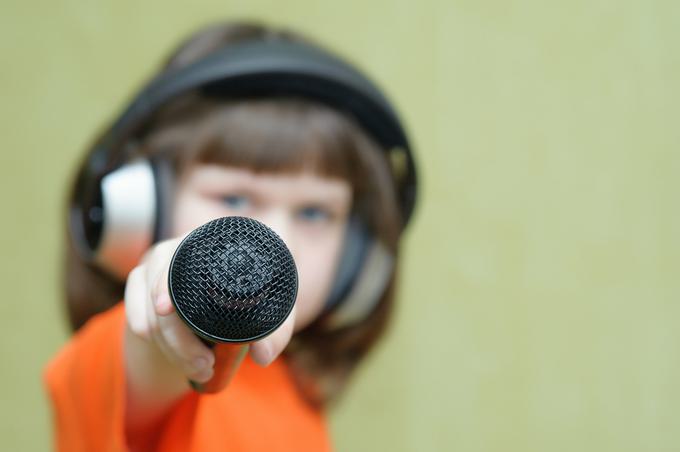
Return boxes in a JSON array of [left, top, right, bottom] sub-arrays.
[[124, 235, 298, 387]]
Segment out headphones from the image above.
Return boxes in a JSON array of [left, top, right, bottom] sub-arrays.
[[70, 38, 417, 329]]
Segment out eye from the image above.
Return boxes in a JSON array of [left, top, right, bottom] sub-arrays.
[[297, 205, 332, 223], [221, 194, 250, 210]]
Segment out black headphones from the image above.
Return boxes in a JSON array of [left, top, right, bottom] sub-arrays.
[[70, 39, 417, 329]]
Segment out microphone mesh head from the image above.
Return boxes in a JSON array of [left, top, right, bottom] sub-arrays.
[[168, 216, 298, 343]]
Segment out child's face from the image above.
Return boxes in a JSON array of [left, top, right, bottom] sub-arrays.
[[172, 164, 351, 331]]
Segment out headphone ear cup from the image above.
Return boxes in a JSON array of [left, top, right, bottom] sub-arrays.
[[85, 158, 158, 279], [323, 216, 395, 330], [324, 215, 370, 312]]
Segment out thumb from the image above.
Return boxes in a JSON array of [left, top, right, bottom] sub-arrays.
[[249, 305, 296, 367]]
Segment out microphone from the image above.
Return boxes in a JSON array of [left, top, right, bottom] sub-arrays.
[[168, 216, 298, 393]]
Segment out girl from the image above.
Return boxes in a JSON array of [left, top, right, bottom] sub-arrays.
[[45, 21, 417, 451]]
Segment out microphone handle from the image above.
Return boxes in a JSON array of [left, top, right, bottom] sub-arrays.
[[189, 342, 250, 393]]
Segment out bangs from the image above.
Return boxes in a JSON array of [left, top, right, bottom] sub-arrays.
[[181, 98, 363, 182], [141, 94, 399, 240]]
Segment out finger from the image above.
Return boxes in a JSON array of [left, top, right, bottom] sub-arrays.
[[145, 234, 186, 316], [156, 310, 215, 382], [143, 247, 215, 383], [151, 265, 174, 317], [148, 234, 191, 316], [124, 265, 150, 339], [145, 280, 213, 382], [250, 304, 297, 367]]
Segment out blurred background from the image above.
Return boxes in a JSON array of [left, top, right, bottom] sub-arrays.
[[1, 0, 679, 450]]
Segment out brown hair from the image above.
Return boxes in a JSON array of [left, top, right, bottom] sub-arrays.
[[64, 21, 404, 408]]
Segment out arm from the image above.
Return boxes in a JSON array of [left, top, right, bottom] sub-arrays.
[[122, 236, 297, 440]]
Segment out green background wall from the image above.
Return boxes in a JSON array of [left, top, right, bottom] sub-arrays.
[[1, 1, 679, 450]]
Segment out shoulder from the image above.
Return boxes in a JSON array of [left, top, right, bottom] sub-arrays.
[[44, 302, 126, 383], [43, 302, 128, 451]]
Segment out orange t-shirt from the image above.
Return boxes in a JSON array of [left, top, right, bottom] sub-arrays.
[[44, 303, 331, 452]]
